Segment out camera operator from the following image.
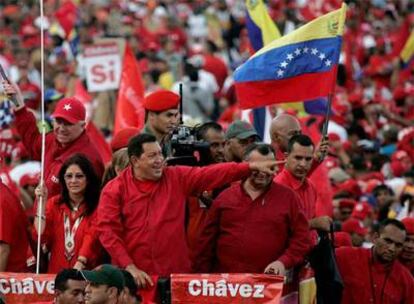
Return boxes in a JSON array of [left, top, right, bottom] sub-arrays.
[[196, 122, 225, 164], [141, 90, 180, 145]]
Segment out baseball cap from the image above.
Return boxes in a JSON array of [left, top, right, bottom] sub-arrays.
[[225, 120, 260, 140], [111, 128, 140, 152], [143, 90, 180, 112], [342, 218, 367, 236], [80, 264, 125, 291], [351, 202, 373, 221], [52, 97, 86, 124]]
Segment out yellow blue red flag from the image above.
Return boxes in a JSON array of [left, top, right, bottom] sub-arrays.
[[235, 3, 347, 109], [400, 30, 414, 68]]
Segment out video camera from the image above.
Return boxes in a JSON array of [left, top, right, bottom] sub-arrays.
[[165, 84, 210, 167]]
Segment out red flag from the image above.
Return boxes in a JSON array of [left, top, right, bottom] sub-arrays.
[[114, 45, 145, 134], [54, 0, 77, 38], [86, 122, 112, 164], [72, 79, 93, 105]]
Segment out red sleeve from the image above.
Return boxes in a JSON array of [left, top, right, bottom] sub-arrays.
[[0, 198, 13, 245], [97, 181, 134, 268], [179, 162, 250, 196], [277, 192, 311, 269], [13, 107, 46, 160], [78, 212, 100, 264], [191, 197, 222, 273]]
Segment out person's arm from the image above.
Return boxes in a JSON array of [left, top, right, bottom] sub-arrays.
[[0, 242, 10, 271], [191, 196, 222, 273], [274, 193, 311, 270]]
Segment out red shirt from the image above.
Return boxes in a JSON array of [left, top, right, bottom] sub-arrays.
[[274, 169, 317, 221], [32, 195, 101, 273], [0, 181, 29, 272], [193, 182, 310, 273], [14, 107, 104, 198], [336, 247, 414, 304], [400, 259, 414, 277], [97, 162, 251, 276]]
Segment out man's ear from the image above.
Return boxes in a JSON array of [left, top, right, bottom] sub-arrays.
[[108, 286, 119, 299]]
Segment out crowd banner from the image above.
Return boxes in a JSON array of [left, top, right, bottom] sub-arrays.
[[171, 273, 284, 304], [0, 272, 55, 303], [83, 42, 122, 92]]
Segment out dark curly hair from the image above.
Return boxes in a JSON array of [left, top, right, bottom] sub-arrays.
[[58, 154, 101, 215]]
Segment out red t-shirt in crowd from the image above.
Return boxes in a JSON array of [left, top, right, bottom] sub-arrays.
[[0, 181, 30, 272], [193, 181, 310, 273]]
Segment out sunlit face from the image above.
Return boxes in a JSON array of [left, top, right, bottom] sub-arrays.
[[285, 143, 314, 180], [245, 150, 275, 189], [56, 279, 86, 304], [84, 283, 112, 304], [374, 225, 406, 263], [64, 165, 87, 196], [149, 109, 179, 135], [131, 142, 165, 181], [401, 234, 414, 261], [271, 126, 301, 152], [53, 118, 85, 145]]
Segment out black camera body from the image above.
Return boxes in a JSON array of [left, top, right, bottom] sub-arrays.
[[167, 125, 210, 166]]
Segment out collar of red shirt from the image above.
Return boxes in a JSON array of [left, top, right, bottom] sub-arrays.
[[279, 168, 307, 191]]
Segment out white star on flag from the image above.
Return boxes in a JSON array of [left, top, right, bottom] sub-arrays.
[[280, 61, 288, 68], [63, 104, 72, 111], [311, 48, 318, 55], [286, 53, 294, 60], [277, 69, 284, 77], [303, 47, 309, 53], [325, 60, 332, 67], [294, 48, 301, 55], [319, 53, 326, 60]]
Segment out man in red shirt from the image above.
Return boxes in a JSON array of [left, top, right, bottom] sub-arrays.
[[193, 143, 310, 275], [275, 134, 332, 231], [336, 219, 414, 304], [97, 134, 278, 288], [401, 217, 414, 275], [2, 81, 104, 198], [0, 180, 29, 272]]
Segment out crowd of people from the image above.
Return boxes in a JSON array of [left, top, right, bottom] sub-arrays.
[[1, 0, 414, 303]]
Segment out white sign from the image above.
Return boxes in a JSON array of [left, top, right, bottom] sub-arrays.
[[83, 43, 121, 92]]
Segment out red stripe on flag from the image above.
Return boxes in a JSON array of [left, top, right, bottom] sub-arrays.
[[114, 45, 145, 134], [235, 69, 336, 109]]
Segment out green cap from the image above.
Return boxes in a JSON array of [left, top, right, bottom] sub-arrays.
[[80, 264, 125, 291], [225, 120, 260, 140]]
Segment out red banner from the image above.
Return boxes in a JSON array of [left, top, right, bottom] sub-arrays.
[[171, 273, 284, 304], [0, 272, 55, 303]]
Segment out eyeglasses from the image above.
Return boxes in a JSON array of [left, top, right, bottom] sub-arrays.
[[64, 173, 86, 180]]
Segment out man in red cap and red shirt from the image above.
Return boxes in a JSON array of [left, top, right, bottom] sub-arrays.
[[141, 89, 180, 143], [2, 81, 104, 198], [0, 180, 30, 272], [97, 133, 279, 288], [401, 217, 414, 275], [341, 218, 368, 247], [336, 219, 414, 304]]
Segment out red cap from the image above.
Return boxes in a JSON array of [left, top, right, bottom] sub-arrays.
[[351, 202, 373, 221], [52, 97, 86, 124], [342, 218, 368, 236], [19, 173, 39, 188], [111, 128, 140, 152], [402, 217, 414, 235], [143, 90, 179, 112], [336, 179, 362, 198], [334, 232, 352, 248], [339, 198, 357, 210]]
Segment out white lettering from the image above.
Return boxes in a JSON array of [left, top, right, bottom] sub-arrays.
[[0, 279, 10, 294], [253, 285, 265, 298], [227, 283, 240, 297], [239, 284, 253, 298], [47, 281, 55, 294], [202, 279, 215, 296], [34, 280, 47, 293], [215, 280, 227, 297], [188, 280, 201, 296], [10, 278, 22, 294], [22, 279, 34, 294]]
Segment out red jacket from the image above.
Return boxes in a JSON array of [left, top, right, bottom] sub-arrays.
[[97, 163, 251, 276], [0, 181, 30, 272], [336, 247, 414, 304], [193, 182, 310, 273], [32, 195, 101, 273], [14, 107, 104, 198]]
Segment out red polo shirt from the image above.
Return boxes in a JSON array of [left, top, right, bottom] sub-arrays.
[[336, 247, 414, 304], [193, 181, 310, 273], [274, 169, 317, 221], [0, 181, 29, 272]]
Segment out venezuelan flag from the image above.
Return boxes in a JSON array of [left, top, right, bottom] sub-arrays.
[[235, 3, 346, 109], [400, 30, 414, 68]]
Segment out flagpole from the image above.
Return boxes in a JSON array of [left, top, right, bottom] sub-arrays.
[[36, 0, 46, 275], [321, 66, 339, 137]]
